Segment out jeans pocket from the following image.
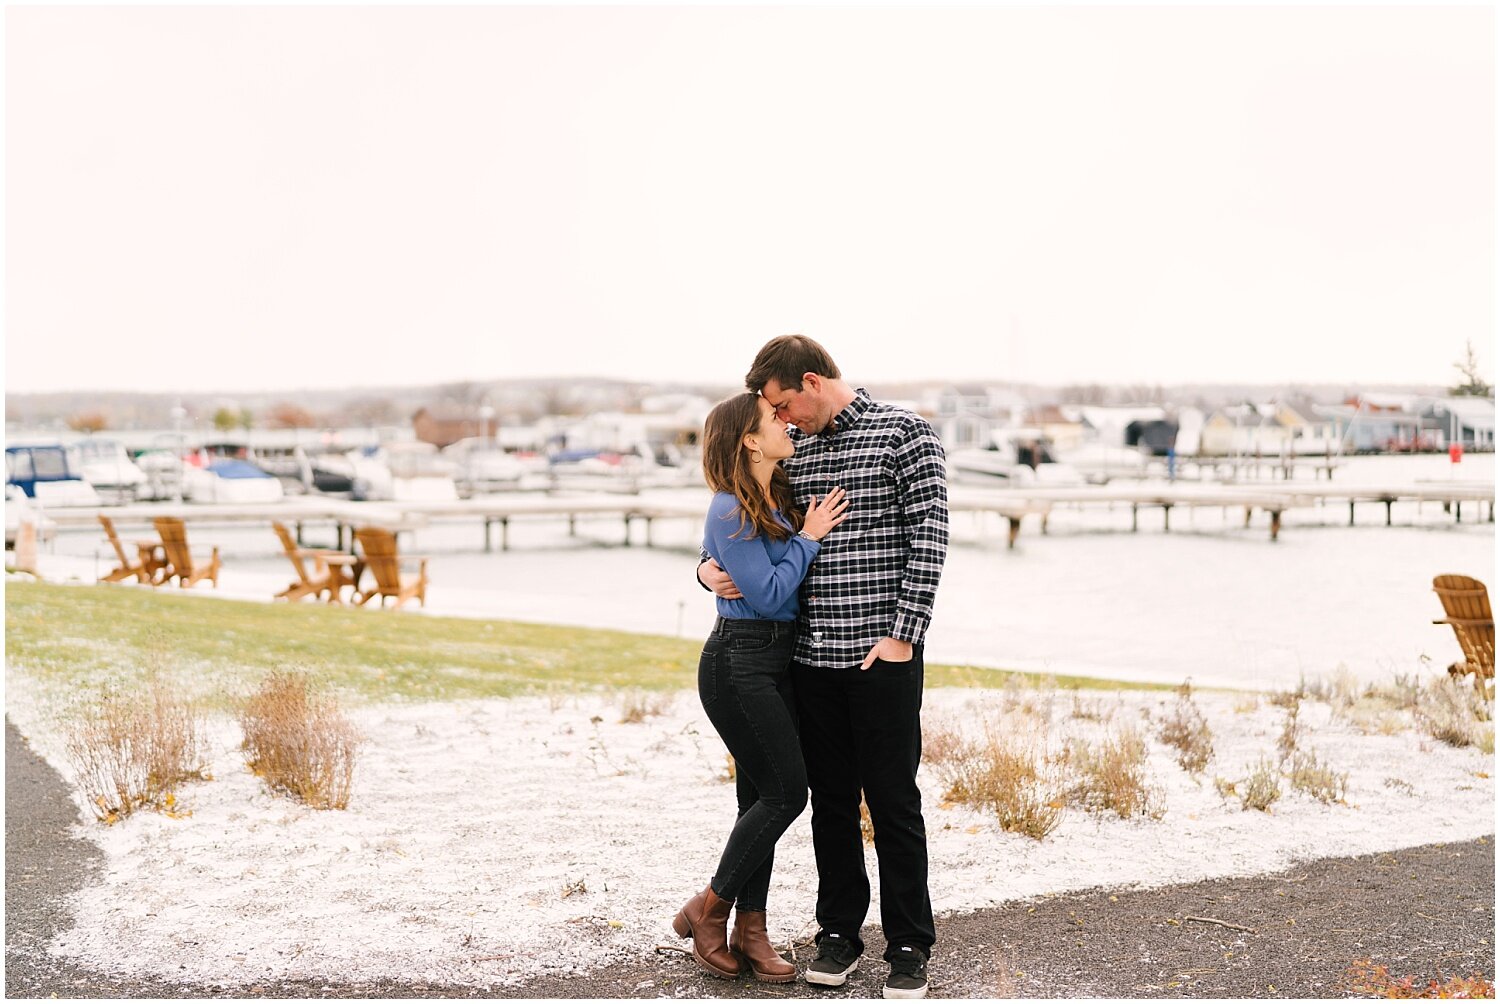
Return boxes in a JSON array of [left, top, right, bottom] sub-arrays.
[[699, 640, 725, 710]]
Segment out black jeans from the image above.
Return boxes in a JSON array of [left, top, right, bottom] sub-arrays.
[[699, 617, 808, 911], [793, 649, 934, 961]]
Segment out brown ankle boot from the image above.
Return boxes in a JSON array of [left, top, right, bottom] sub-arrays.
[[672, 884, 740, 979], [729, 910, 796, 983]]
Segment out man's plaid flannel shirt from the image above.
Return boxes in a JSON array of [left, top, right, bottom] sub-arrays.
[[703, 388, 949, 670]]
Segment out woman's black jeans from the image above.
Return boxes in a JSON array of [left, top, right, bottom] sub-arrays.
[[699, 616, 808, 911]]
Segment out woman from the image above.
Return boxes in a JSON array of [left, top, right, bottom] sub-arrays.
[[673, 392, 848, 983]]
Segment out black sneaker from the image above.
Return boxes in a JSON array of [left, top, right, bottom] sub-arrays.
[[804, 933, 861, 987], [883, 945, 928, 999]]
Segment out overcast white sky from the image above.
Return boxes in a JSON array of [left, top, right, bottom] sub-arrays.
[[4, 4, 1494, 395]]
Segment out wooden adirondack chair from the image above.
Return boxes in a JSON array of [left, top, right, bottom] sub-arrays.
[[152, 517, 221, 589], [1433, 574, 1494, 695], [271, 522, 337, 602], [99, 514, 166, 584], [352, 527, 428, 609]]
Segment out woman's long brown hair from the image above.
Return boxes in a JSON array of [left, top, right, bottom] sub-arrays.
[[701, 393, 803, 540]]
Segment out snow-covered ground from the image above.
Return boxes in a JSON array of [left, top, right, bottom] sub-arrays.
[[3, 684, 1491, 990]]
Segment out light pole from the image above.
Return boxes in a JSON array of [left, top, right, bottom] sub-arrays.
[[479, 400, 496, 449]]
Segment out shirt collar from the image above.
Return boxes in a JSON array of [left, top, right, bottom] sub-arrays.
[[820, 388, 874, 438]]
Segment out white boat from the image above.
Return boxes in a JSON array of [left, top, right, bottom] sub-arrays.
[[70, 438, 149, 503], [182, 459, 286, 504], [441, 438, 536, 496], [947, 428, 1087, 487], [352, 443, 459, 502]]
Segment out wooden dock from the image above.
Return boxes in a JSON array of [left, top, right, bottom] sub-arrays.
[[24, 479, 1493, 554]]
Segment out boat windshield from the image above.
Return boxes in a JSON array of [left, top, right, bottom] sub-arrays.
[[74, 440, 122, 461], [30, 449, 69, 478]]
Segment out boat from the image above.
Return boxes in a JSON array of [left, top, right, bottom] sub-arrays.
[[69, 438, 149, 503], [351, 443, 459, 502], [4, 444, 101, 506], [946, 428, 1087, 487], [182, 459, 286, 504], [441, 437, 535, 496]]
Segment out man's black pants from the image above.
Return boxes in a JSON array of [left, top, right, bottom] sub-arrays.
[[792, 649, 934, 961]]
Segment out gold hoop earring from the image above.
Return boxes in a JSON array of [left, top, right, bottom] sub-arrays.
[[750, 448, 764, 464]]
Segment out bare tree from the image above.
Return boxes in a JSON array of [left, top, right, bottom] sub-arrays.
[[1452, 340, 1492, 397], [67, 411, 108, 433], [267, 403, 317, 429]]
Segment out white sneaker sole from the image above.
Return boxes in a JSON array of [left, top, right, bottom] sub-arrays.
[[805, 959, 859, 986], [883, 983, 928, 999]]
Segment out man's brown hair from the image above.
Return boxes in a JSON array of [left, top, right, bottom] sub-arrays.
[[744, 334, 841, 394]]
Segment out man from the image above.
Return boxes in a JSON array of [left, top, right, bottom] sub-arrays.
[[698, 335, 949, 1000]]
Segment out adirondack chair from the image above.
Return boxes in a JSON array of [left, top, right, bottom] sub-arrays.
[[152, 517, 221, 589], [99, 514, 166, 584], [1433, 574, 1494, 695], [352, 527, 428, 609], [271, 522, 337, 602]]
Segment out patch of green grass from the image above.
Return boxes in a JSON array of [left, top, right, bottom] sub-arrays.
[[6, 582, 1163, 709]]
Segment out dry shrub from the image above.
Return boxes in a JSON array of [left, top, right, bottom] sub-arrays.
[[1277, 701, 1302, 761], [617, 689, 673, 724], [1232, 695, 1260, 714], [859, 795, 876, 846], [1239, 758, 1282, 812], [1002, 679, 1055, 720], [1068, 693, 1111, 723], [936, 725, 1063, 840], [922, 717, 968, 765], [1329, 673, 1419, 736], [1063, 727, 1164, 820], [1342, 958, 1495, 998], [1416, 676, 1494, 751], [240, 671, 363, 810], [1286, 750, 1348, 804], [1267, 688, 1302, 711], [1157, 682, 1213, 774], [64, 677, 208, 823], [1301, 668, 1362, 709]]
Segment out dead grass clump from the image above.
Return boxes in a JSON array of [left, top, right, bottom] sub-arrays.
[[1239, 758, 1282, 812], [240, 671, 363, 810], [1063, 728, 1164, 820], [617, 689, 673, 724], [936, 726, 1063, 840], [859, 795, 876, 845], [922, 718, 968, 766], [1301, 668, 1362, 710], [1267, 687, 1302, 711], [1286, 750, 1348, 804], [1277, 701, 1302, 761], [1342, 958, 1495, 998], [1002, 678, 1056, 720], [1157, 682, 1213, 774], [1415, 676, 1494, 751], [1232, 695, 1260, 714], [1068, 693, 1111, 723], [64, 677, 209, 823]]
